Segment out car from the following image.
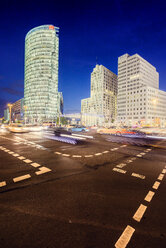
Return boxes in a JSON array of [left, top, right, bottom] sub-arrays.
[[54, 127, 72, 136], [70, 126, 89, 132], [7, 124, 29, 133]]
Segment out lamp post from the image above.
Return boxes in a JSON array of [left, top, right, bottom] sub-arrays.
[[7, 103, 12, 125]]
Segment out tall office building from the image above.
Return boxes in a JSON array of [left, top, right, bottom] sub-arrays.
[[81, 65, 117, 126], [11, 98, 24, 122], [117, 53, 166, 126], [24, 25, 62, 123]]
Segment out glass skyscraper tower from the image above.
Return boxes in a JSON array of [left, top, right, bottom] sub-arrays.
[[24, 24, 62, 123]]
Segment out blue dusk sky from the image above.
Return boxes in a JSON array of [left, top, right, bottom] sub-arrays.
[[0, 0, 166, 116]]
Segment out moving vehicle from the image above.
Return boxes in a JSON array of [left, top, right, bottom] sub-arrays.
[[54, 127, 72, 136], [7, 124, 29, 133], [70, 126, 89, 132]]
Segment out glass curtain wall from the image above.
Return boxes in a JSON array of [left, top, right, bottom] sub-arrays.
[[24, 25, 59, 123]]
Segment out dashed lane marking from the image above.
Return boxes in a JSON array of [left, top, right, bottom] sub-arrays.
[[23, 159, 32, 164], [140, 152, 146, 155], [84, 155, 93, 158], [18, 156, 26, 160], [62, 154, 70, 157], [131, 157, 137, 161], [35, 166, 51, 175], [133, 204, 147, 222], [152, 181, 160, 190], [126, 159, 133, 163], [157, 173, 164, 181], [13, 174, 31, 183], [115, 225, 135, 248], [144, 191, 155, 202], [120, 145, 127, 147], [12, 153, 19, 157], [8, 151, 14, 154], [116, 163, 126, 168], [136, 154, 142, 157], [131, 173, 145, 179], [0, 181, 6, 187], [72, 155, 82, 158], [102, 151, 109, 153], [55, 152, 62, 155], [162, 169, 166, 174], [113, 168, 126, 174], [31, 162, 41, 168], [95, 153, 102, 156]]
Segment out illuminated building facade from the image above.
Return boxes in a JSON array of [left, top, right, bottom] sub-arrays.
[[24, 25, 62, 123], [81, 65, 117, 126], [11, 98, 24, 122], [117, 53, 166, 126]]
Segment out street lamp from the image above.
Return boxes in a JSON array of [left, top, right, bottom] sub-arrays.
[[7, 103, 13, 125]]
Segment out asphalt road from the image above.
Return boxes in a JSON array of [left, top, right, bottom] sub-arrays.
[[0, 130, 166, 248]]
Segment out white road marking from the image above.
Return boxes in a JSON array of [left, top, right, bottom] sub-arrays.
[[84, 155, 93, 157], [35, 166, 51, 175], [62, 154, 70, 157], [95, 153, 102, 156], [136, 154, 142, 157], [140, 152, 146, 155], [162, 169, 166, 174], [102, 151, 109, 153], [144, 191, 155, 202], [126, 160, 133, 163], [61, 134, 85, 140], [113, 168, 126, 174], [72, 155, 82, 158], [55, 152, 62, 155], [31, 162, 41, 167], [152, 181, 160, 190], [131, 157, 136, 160], [157, 174, 164, 181], [23, 159, 32, 163], [18, 156, 26, 160], [116, 163, 126, 168], [71, 133, 93, 139], [0, 181, 6, 187], [111, 148, 118, 151], [131, 173, 145, 179], [8, 151, 14, 154], [146, 148, 151, 151], [13, 174, 31, 182], [5, 149, 10, 152], [115, 225, 135, 248], [121, 145, 127, 147], [12, 153, 19, 157], [133, 204, 147, 222]]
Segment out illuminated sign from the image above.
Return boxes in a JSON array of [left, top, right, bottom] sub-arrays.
[[49, 25, 54, 30]]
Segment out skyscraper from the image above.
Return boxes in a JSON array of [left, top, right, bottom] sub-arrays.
[[24, 25, 62, 123], [117, 53, 166, 126], [81, 65, 117, 126]]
